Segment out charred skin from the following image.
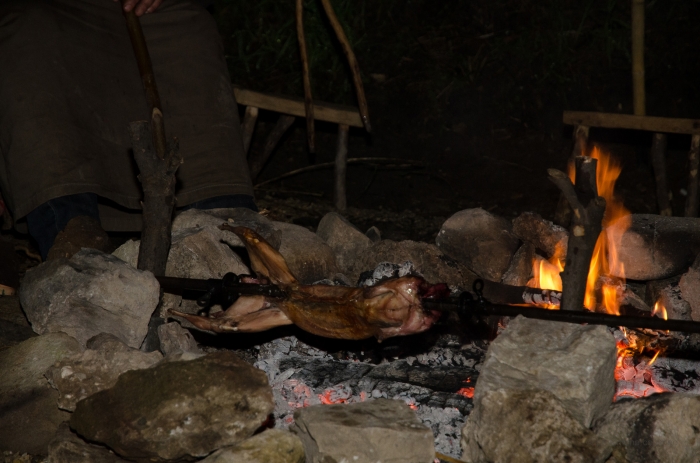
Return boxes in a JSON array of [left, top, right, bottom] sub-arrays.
[[169, 226, 444, 341]]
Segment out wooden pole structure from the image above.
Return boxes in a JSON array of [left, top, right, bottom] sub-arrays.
[[248, 115, 296, 179], [686, 134, 700, 217], [548, 157, 606, 312], [631, 0, 645, 117], [296, 0, 315, 153], [334, 124, 349, 211], [240, 106, 259, 155], [120, 4, 181, 276]]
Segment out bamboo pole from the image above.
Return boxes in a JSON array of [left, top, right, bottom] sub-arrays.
[[631, 0, 645, 116]]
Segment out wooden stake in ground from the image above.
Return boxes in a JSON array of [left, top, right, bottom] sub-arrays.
[[651, 132, 672, 216], [334, 124, 349, 211], [296, 0, 315, 153], [129, 122, 182, 276], [686, 134, 700, 217], [121, 4, 181, 276], [548, 157, 606, 311]]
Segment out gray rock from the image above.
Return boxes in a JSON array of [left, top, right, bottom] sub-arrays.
[[200, 429, 305, 463], [290, 399, 434, 463], [474, 316, 616, 427], [316, 212, 372, 274], [111, 239, 140, 268], [365, 225, 381, 242], [436, 208, 519, 281], [70, 350, 274, 462], [461, 389, 611, 463], [350, 239, 476, 287], [512, 211, 569, 259], [594, 393, 700, 463], [167, 227, 250, 279], [645, 276, 692, 321], [610, 214, 700, 280], [274, 221, 339, 284], [173, 207, 282, 249], [0, 332, 83, 454], [45, 333, 162, 411], [679, 254, 700, 321], [19, 249, 160, 348], [48, 422, 130, 463], [157, 321, 201, 355], [501, 242, 535, 286]]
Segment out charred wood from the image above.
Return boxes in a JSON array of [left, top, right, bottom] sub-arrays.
[[548, 157, 606, 311]]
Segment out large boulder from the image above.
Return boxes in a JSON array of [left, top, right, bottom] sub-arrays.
[[594, 393, 700, 463], [20, 249, 160, 348], [274, 221, 339, 284], [48, 422, 131, 463], [45, 333, 162, 411], [462, 389, 610, 463], [436, 208, 519, 281], [349, 239, 476, 287], [679, 253, 700, 321], [512, 211, 568, 259], [70, 351, 274, 462], [609, 214, 700, 280], [316, 212, 372, 274], [290, 399, 434, 463], [0, 333, 83, 454], [473, 316, 616, 427], [200, 429, 305, 463]]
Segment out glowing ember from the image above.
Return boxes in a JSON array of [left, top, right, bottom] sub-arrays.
[[456, 387, 475, 398]]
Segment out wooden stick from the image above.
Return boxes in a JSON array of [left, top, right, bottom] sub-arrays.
[[121, 7, 167, 161], [334, 124, 349, 211], [651, 133, 672, 216], [240, 106, 258, 155], [548, 157, 606, 312], [554, 125, 590, 226], [319, 0, 371, 133], [233, 87, 363, 127], [686, 134, 700, 217], [631, 0, 646, 116], [128, 121, 182, 276], [296, 0, 315, 153], [255, 157, 424, 188], [563, 111, 700, 135], [248, 115, 296, 179]]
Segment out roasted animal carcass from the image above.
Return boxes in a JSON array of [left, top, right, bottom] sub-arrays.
[[169, 226, 448, 341]]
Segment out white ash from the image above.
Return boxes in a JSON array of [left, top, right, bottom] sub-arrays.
[[358, 261, 417, 286], [248, 334, 479, 460]]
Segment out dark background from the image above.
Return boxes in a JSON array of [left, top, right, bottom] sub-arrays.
[[218, 0, 699, 239]]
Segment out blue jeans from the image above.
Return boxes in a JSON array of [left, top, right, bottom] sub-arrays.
[[26, 193, 257, 259]]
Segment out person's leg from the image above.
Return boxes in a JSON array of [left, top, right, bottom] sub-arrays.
[[25, 193, 100, 260], [182, 194, 258, 212]]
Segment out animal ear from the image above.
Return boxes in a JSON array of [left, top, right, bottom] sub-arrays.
[[220, 224, 298, 285]]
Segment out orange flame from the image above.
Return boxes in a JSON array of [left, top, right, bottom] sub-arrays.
[[583, 147, 631, 314], [527, 243, 565, 307]]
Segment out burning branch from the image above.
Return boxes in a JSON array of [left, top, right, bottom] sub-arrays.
[[548, 156, 606, 311]]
